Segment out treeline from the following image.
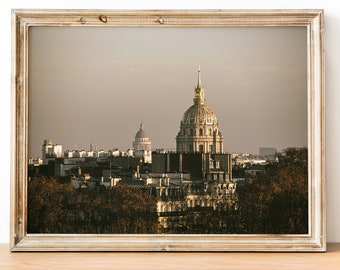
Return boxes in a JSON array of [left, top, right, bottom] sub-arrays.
[[28, 178, 158, 234], [236, 147, 308, 234], [161, 207, 241, 234]]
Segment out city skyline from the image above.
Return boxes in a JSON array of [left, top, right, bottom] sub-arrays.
[[28, 26, 307, 158]]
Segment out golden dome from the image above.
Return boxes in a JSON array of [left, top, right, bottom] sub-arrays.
[[181, 67, 218, 125], [181, 103, 218, 125]]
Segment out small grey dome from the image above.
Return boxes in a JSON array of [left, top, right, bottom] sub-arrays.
[[135, 124, 149, 139]]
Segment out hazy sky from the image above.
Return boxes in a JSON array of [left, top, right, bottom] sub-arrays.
[[28, 26, 307, 158]]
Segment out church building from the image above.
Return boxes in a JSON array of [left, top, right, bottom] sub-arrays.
[[150, 67, 235, 230], [133, 123, 152, 163], [176, 67, 224, 154]]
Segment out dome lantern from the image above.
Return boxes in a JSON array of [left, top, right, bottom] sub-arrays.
[[193, 66, 205, 106]]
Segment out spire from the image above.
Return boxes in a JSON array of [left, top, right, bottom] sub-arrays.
[[197, 65, 201, 87], [140, 122, 143, 130], [193, 66, 205, 105]]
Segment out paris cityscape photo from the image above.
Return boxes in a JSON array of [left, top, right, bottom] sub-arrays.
[[27, 26, 308, 234]]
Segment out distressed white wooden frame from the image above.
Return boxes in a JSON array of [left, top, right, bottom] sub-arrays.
[[10, 9, 325, 252]]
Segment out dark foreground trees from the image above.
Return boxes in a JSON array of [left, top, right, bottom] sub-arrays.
[[162, 206, 241, 234], [236, 147, 308, 234], [28, 177, 158, 234]]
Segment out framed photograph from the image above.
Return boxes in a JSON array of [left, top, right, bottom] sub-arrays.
[[11, 9, 325, 251]]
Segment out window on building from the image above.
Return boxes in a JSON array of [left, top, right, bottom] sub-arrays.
[[216, 160, 220, 168], [210, 159, 214, 169], [199, 144, 204, 152], [199, 128, 203, 136], [209, 145, 213, 153]]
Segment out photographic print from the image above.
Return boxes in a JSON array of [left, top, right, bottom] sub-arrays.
[[11, 9, 325, 251]]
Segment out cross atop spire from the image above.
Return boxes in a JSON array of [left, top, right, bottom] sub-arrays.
[[197, 65, 202, 87], [193, 66, 205, 105]]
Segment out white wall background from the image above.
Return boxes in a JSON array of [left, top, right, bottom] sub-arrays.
[[1, 0, 339, 243]]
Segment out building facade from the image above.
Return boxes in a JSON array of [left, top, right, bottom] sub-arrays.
[[133, 123, 152, 163], [176, 68, 224, 154], [41, 139, 63, 164]]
